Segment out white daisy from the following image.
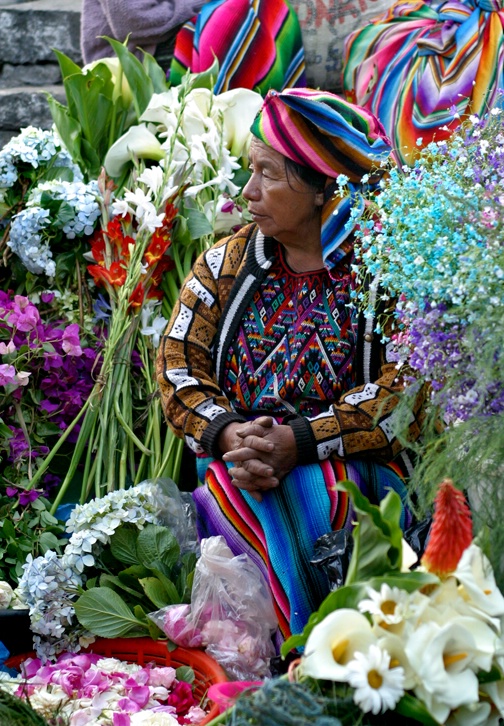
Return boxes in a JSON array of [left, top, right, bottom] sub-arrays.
[[347, 644, 405, 715], [358, 583, 409, 625]]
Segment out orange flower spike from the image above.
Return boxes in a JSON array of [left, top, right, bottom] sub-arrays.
[[129, 282, 146, 310], [421, 479, 473, 578], [144, 234, 171, 266]]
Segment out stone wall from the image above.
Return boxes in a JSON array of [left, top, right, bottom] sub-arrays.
[[0, 0, 82, 148]]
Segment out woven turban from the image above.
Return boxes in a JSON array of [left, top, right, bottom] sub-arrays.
[[250, 88, 392, 268]]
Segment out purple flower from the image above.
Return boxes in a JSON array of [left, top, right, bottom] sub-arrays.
[[7, 295, 40, 332], [0, 363, 16, 386], [62, 323, 82, 356]]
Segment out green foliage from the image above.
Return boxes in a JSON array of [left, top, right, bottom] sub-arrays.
[[73, 522, 195, 638], [47, 39, 169, 180], [0, 689, 49, 726], [0, 494, 66, 586]]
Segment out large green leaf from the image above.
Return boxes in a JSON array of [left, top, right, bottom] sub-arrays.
[[110, 524, 140, 565], [99, 573, 145, 600], [105, 37, 153, 117], [187, 57, 220, 90], [64, 72, 114, 153], [139, 577, 173, 609], [74, 587, 148, 638], [395, 693, 440, 725], [52, 48, 83, 81], [150, 569, 181, 605], [142, 51, 169, 93], [185, 207, 213, 240], [136, 524, 180, 570], [45, 95, 84, 171]]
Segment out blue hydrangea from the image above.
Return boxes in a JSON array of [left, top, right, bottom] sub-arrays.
[[0, 126, 82, 189]]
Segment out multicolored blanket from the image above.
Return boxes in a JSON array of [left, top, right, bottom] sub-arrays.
[[193, 456, 412, 647], [169, 0, 306, 94], [343, 0, 504, 164]]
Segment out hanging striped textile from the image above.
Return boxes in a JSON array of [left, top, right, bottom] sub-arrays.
[[342, 0, 504, 164], [168, 0, 307, 94]]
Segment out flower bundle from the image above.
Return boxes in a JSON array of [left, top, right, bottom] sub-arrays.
[[350, 99, 504, 579], [286, 481, 504, 725], [16, 480, 197, 660], [2, 651, 207, 724]]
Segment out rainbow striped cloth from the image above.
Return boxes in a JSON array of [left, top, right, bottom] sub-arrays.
[[168, 0, 306, 94], [342, 0, 504, 164], [193, 456, 412, 648]]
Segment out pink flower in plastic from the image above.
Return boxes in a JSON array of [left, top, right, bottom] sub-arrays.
[[0, 363, 16, 386], [113, 713, 132, 726], [8, 295, 40, 331], [163, 604, 204, 648], [207, 682, 262, 713], [62, 323, 83, 356]]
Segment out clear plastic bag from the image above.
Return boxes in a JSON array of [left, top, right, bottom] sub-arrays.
[[149, 536, 278, 680], [148, 477, 199, 556]]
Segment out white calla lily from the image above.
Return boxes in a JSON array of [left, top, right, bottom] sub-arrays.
[[182, 88, 213, 139], [104, 124, 165, 178], [446, 701, 495, 726], [405, 618, 497, 724], [377, 631, 417, 690], [455, 543, 504, 619], [302, 609, 377, 682], [82, 56, 132, 105], [401, 538, 418, 571], [212, 88, 263, 158], [140, 89, 182, 127], [481, 680, 504, 720]]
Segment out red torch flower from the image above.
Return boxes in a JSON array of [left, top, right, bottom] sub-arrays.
[[421, 479, 473, 578]]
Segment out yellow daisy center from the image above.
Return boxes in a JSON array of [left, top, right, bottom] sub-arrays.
[[368, 669, 383, 689], [381, 600, 397, 616]]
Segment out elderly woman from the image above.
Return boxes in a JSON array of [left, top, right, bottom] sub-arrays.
[[156, 89, 424, 644]]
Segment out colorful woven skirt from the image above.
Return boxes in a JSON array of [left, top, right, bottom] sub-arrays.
[[342, 0, 504, 164], [192, 456, 412, 647], [169, 0, 306, 94]]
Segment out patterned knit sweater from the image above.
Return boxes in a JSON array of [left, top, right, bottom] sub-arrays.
[[156, 224, 424, 463]]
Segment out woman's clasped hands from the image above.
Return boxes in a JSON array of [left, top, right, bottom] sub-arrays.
[[220, 416, 298, 502]]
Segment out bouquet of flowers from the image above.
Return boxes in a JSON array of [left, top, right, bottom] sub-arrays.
[[16, 479, 197, 660], [1, 650, 207, 724], [209, 480, 504, 725], [349, 98, 504, 581]]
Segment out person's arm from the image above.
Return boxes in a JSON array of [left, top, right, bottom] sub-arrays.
[[83, 0, 206, 62], [286, 350, 425, 464]]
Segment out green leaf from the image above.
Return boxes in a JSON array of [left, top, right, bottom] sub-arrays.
[[52, 48, 83, 81], [136, 524, 180, 570], [335, 480, 404, 584], [139, 577, 172, 609], [175, 665, 195, 684], [45, 95, 84, 172], [185, 207, 213, 240], [74, 587, 148, 638], [105, 37, 153, 116], [39, 511, 59, 527], [38, 531, 64, 553], [99, 573, 145, 599], [36, 422, 63, 437], [110, 524, 140, 565], [1, 521, 16, 540], [150, 568, 181, 604], [0, 422, 13, 439], [395, 693, 440, 725], [142, 51, 169, 93], [187, 57, 220, 90]]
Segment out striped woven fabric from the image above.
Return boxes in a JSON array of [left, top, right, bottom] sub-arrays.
[[342, 0, 504, 165], [169, 0, 306, 94], [250, 88, 392, 268], [193, 455, 412, 646]]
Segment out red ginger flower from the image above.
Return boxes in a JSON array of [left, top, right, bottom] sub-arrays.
[[421, 479, 473, 578]]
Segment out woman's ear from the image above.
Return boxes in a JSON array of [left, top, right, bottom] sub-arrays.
[[315, 190, 324, 207]]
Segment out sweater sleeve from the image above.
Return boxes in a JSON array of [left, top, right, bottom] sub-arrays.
[[81, 0, 206, 62], [156, 234, 248, 458]]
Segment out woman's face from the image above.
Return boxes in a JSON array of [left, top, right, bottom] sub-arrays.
[[243, 139, 323, 247]]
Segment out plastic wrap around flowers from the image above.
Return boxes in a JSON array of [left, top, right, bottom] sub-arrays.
[[282, 479, 504, 726], [149, 536, 278, 682], [3, 652, 207, 725]]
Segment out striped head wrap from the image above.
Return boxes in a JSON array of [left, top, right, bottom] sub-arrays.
[[250, 88, 392, 268]]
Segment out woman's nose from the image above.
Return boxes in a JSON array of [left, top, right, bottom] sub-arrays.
[[243, 173, 260, 201]]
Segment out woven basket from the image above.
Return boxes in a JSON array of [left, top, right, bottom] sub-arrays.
[[6, 637, 227, 725]]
